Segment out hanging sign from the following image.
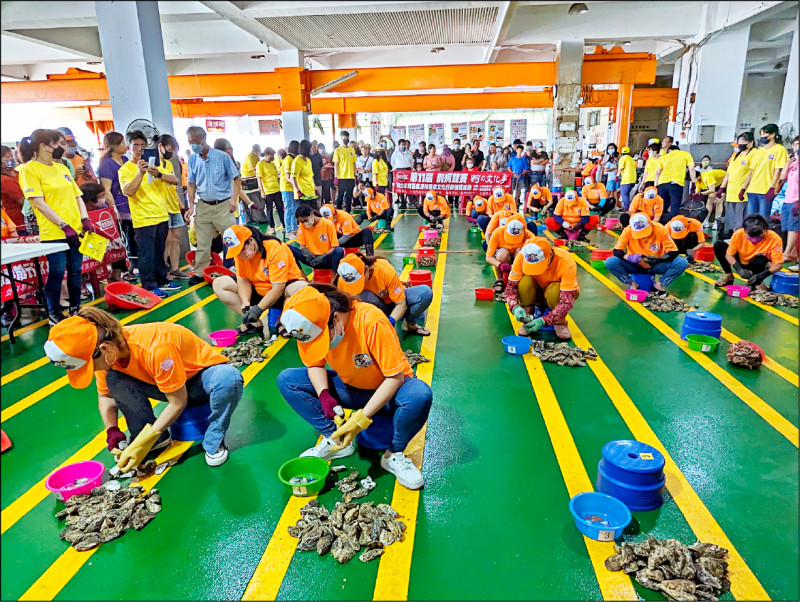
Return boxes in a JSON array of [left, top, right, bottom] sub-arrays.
[[390, 125, 407, 141], [428, 123, 444, 147], [510, 119, 527, 143], [258, 119, 281, 135], [369, 114, 382, 147], [392, 169, 512, 196], [206, 119, 225, 133], [488, 119, 505, 145], [408, 124, 425, 146], [451, 122, 468, 143]]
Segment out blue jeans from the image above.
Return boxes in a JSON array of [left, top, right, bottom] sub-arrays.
[[529, 171, 546, 187], [747, 192, 769, 219], [620, 183, 635, 210], [657, 182, 684, 219], [283, 191, 298, 233], [605, 255, 688, 288], [359, 285, 433, 325], [44, 243, 83, 314], [105, 363, 243, 455], [477, 215, 491, 232], [277, 368, 432, 453]]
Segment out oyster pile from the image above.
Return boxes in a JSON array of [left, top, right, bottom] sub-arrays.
[[404, 350, 431, 368], [220, 336, 271, 367], [611, 222, 624, 232], [566, 239, 590, 249], [373, 228, 392, 236], [287, 499, 405, 564], [335, 469, 372, 503], [56, 485, 161, 551], [726, 340, 763, 370], [643, 293, 690, 313], [421, 236, 441, 248], [605, 538, 730, 601], [690, 262, 721, 273], [749, 289, 799, 307], [530, 340, 598, 367], [417, 256, 436, 267], [118, 292, 152, 305]]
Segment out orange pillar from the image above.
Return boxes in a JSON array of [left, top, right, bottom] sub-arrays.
[[615, 83, 634, 148], [337, 114, 357, 129]]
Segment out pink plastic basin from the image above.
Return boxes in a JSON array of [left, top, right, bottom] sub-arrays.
[[605, 218, 619, 228], [45, 460, 105, 502], [625, 289, 648, 302], [209, 329, 237, 347], [726, 285, 751, 298], [423, 230, 438, 240]]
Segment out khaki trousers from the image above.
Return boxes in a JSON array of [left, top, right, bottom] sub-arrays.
[[195, 200, 235, 271]]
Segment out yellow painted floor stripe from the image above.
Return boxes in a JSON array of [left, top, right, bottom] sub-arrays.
[[17, 339, 290, 600], [567, 316, 771, 601], [1, 287, 210, 423], [1, 281, 205, 387], [574, 254, 798, 447], [502, 305, 637, 601]]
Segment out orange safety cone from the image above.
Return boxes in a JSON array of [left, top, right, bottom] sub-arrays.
[[1, 429, 11, 453]]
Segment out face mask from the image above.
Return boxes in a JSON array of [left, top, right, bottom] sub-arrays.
[[759, 136, 769, 144], [3, 159, 15, 170], [701, 160, 710, 167], [399, 145, 406, 151], [738, 143, 748, 151], [161, 148, 173, 161], [191, 143, 203, 154], [453, 144, 460, 149], [466, 162, 474, 168], [746, 235, 763, 244], [329, 319, 344, 349], [52, 146, 65, 160], [608, 148, 616, 154]]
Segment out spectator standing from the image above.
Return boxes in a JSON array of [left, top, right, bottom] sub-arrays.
[[355, 144, 374, 186], [390, 138, 414, 209], [529, 142, 548, 188], [185, 126, 241, 284], [486, 143, 502, 171], [508, 145, 529, 205], [779, 136, 798, 268], [618, 146, 638, 210], [743, 123, 789, 219], [240, 144, 267, 224], [719, 132, 755, 234], [1, 145, 25, 234], [319, 143, 335, 205], [57, 127, 98, 187], [156, 135, 190, 280], [423, 144, 441, 171], [451, 138, 465, 172], [372, 150, 389, 195], [280, 140, 298, 237], [290, 140, 318, 209], [333, 130, 357, 212], [413, 141, 427, 169], [256, 147, 284, 235], [310, 141, 323, 199], [654, 141, 697, 220], [98, 132, 135, 282]]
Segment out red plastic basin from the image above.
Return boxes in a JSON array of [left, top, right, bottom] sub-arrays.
[[104, 282, 162, 309], [693, 246, 714, 262], [203, 266, 235, 285], [313, 269, 333, 284], [185, 250, 223, 267]]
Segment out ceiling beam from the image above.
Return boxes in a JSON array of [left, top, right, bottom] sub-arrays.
[[484, 1, 515, 64], [238, 1, 503, 18], [1, 30, 101, 62], [197, 1, 296, 51]]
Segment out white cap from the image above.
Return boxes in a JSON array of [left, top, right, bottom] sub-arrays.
[[320, 206, 333, 218], [522, 242, 546, 264], [499, 216, 511, 226], [280, 308, 324, 344], [644, 188, 657, 199], [506, 219, 524, 236], [670, 220, 686, 234], [493, 187, 504, 198], [631, 213, 650, 232], [43, 340, 87, 371], [337, 261, 363, 285], [584, 176, 593, 185], [474, 198, 485, 207], [565, 190, 577, 201], [426, 191, 435, 201]]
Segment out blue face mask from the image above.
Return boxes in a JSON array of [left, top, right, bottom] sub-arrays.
[[399, 145, 406, 151], [759, 136, 769, 144], [329, 320, 344, 349], [191, 143, 204, 154], [66, 145, 78, 155]]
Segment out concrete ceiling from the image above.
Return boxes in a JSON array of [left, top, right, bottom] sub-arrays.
[[0, 0, 796, 81]]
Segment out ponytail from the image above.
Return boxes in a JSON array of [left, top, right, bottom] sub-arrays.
[[19, 129, 59, 163]]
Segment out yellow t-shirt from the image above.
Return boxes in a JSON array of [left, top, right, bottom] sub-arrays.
[[290, 155, 316, 197], [279, 155, 294, 193], [698, 169, 726, 191], [118, 159, 171, 228], [256, 159, 280, 195], [333, 146, 356, 179], [372, 159, 388, 187], [657, 150, 694, 186], [619, 154, 637, 185], [241, 153, 259, 178], [19, 160, 82, 242], [643, 155, 660, 182], [725, 150, 753, 203], [746, 144, 789, 194]]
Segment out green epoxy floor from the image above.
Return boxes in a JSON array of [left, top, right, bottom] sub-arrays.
[[1, 213, 797, 601]]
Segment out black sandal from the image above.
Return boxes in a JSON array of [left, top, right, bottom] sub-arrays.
[[277, 323, 292, 339], [492, 279, 505, 293], [237, 322, 262, 337]]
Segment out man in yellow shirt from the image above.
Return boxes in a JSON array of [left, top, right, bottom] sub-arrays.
[[654, 142, 697, 221], [256, 147, 284, 235], [118, 131, 180, 297], [332, 130, 357, 212], [618, 146, 638, 210], [720, 132, 755, 233]]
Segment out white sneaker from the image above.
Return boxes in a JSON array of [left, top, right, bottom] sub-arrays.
[[789, 264, 799, 272], [205, 441, 229, 467], [300, 436, 355, 461], [381, 452, 425, 490]]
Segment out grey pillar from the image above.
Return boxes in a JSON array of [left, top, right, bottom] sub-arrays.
[[552, 40, 583, 189]]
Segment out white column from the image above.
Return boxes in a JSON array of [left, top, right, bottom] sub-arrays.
[[689, 26, 750, 143], [277, 49, 309, 143], [551, 40, 583, 188], [779, 20, 798, 130], [95, 1, 173, 136]]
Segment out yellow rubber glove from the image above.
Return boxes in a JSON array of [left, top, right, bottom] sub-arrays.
[[116, 424, 162, 472], [329, 409, 372, 451]]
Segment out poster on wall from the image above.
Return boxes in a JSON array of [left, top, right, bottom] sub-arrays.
[[369, 114, 382, 148], [390, 125, 407, 142], [510, 118, 527, 143], [409, 124, 425, 146], [206, 119, 225, 133], [258, 119, 281, 135], [488, 119, 505, 145], [468, 120, 485, 146], [428, 123, 444, 147], [451, 122, 468, 142]]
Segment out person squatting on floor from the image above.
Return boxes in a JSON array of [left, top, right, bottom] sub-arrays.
[[277, 285, 432, 490], [418, 189, 451, 228], [356, 185, 394, 230], [44, 307, 242, 468], [319, 203, 375, 255], [289, 204, 345, 273], [545, 189, 599, 241], [713, 214, 784, 289]]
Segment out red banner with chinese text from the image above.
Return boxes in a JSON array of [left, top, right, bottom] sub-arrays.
[[391, 170, 512, 196]]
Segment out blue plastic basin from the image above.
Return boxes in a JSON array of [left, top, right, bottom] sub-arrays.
[[770, 272, 799, 295], [502, 336, 532, 355], [569, 492, 632, 542]]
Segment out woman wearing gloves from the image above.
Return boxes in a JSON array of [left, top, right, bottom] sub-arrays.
[[356, 186, 393, 229], [487, 186, 517, 216], [486, 215, 534, 276], [742, 124, 788, 219], [277, 285, 432, 490], [666, 215, 706, 261], [545, 189, 599, 241], [319, 203, 375, 255], [525, 184, 554, 219], [465, 195, 488, 222], [605, 213, 688, 293], [290, 204, 345, 273], [44, 307, 242, 468], [621, 186, 664, 227], [214, 225, 308, 336], [335, 253, 432, 336], [418, 189, 451, 227], [18, 129, 93, 324], [713, 214, 783, 289], [506, 237, 579, 340], [581, 176, 613, 215]]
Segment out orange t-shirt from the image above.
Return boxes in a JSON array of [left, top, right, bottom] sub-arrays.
[[581, 183, 608, 205], [366, 193, 390, 218], [726, 229, 783, 264], [509, 246, 580, 292], [95, 323, 228, 394], [235, 239, 306, 295], [629, 192, 664, 220], [297, 217, 339, 255], [485, 209, 516, 238], [554, 198, 590, 225], [581, 162, 595, 177], [488, 193, 515, 215], [360, 258, 405, 304], [424, 194, 450, 217], [615, 221, 677, 257], [667, 216, 705, 243], [68, 154, 96, 188], [526, 186, 553, 208], [332, 209, 360, 236], [467, 196, 488, 214], [486, 226, 534, 257], [307, 301, 413, 389], [1, 207, 18, 238]]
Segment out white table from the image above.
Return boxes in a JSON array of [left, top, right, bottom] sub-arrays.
[[1, 242, 71, 343]]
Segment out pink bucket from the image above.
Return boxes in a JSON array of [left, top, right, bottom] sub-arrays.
[[45, 460, 106, 502], [423, 230, 438, 240]]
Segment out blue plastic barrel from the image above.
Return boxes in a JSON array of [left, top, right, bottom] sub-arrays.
[[631, 273, 655, 292], [596, 440, 666, 511], [681, 310, 722, 340], [170, 403, 211, 441], [770, 272, 799, 295]]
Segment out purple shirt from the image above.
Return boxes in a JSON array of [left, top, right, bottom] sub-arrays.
[[98, 155, 131, 219]]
